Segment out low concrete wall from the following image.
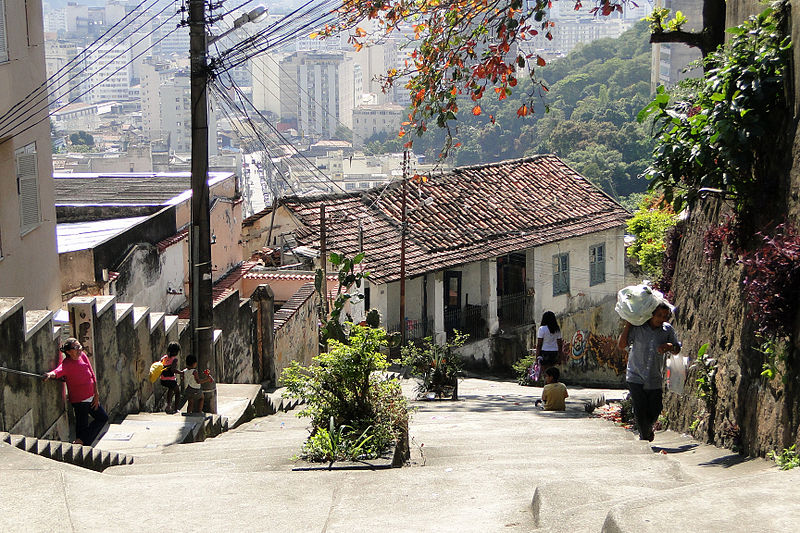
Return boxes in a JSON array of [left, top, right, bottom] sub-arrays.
[[0, 283, 281, 440]]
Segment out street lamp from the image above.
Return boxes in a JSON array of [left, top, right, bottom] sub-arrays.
[[188, 2, 267, 413]]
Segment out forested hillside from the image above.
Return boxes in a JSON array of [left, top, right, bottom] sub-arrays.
[[367, 21, 656, 203]]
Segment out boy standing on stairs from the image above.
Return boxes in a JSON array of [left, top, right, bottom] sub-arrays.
[[183, 354, 213, 413], [618, 303, 681, 442], [160, 342, 182, 414]]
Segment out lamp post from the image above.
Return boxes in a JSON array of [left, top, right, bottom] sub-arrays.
[[189, 2, 267, 413]]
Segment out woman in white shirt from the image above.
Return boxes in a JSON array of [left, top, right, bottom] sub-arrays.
[[536, 311, 563, 371]]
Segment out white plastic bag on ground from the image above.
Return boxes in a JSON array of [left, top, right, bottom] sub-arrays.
[[615, 284, 672, 326]]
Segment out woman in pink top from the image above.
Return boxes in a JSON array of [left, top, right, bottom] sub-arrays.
[[44, 338, 108, 446]]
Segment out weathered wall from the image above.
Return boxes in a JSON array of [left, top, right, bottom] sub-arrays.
[[661, 0, 800, 455], [558, 294, 627, 387], [1, 282, 280, 440], [113, 242, 186, 314], [274, 283, 319, 383], [0, 299, 65, 439], [214, 290, 257, 383]]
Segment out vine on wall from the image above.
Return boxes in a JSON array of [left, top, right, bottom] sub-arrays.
[[638, 4, 791, 218]]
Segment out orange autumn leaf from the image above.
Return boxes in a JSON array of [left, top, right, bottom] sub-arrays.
[[517, 104, 529, 117], [472, 105, 481, 116], [536, 55, 546, 67], [404, 140, 414, 148]]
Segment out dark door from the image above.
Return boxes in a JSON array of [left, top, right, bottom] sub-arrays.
[[444, 271, 462, 335]]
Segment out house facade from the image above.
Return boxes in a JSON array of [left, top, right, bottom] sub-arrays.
[[243, 156, 632, 383], [0, 0, 62, 310]]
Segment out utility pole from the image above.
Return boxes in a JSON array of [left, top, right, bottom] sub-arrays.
[[400, 151, 407, 346], [189, 0, 216, 412], [320, 203, 329, 316]]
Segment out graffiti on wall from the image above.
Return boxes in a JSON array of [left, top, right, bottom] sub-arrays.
[[562, 331, 628, 374]]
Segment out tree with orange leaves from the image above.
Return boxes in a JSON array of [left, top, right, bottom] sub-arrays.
[[315, 0, 726, 156]]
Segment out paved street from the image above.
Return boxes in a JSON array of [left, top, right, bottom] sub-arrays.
[[1, 377, 798, 532]]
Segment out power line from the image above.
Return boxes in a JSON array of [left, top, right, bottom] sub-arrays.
[[0, 19, 182, 145], [0, 7, 180, 139], [0, 0, 173, 133], [0, 0, 162, 127]]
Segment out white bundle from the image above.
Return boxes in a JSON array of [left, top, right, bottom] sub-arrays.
[[615, 284, 673, 326]]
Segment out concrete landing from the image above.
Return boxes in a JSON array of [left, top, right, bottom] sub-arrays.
[[96, 383, 264, 455]]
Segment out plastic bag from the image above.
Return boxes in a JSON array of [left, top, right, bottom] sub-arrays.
[[666, 354, 689, 394], [148, 361, 164, 383], [615, 284, 672, 326]]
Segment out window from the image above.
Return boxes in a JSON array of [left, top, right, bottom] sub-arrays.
[[552, 252, 569, 296], [590, 243, 606, 286], [16, 143, 41, 234], [0, 0, 7, 63]]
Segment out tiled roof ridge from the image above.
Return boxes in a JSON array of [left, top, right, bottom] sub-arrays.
[[450, 154, 552, 173], [273, 282, 317, 333], [156, 227, 189, 252]]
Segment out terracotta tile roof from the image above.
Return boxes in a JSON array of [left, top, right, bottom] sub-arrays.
[[177, 261, 258, 319], [274, 282, 317, 332], [156, 228, 188, 252], [278, 155, 629, 284]]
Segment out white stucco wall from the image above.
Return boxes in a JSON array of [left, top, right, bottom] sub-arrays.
[[532, 226, 626, 322]]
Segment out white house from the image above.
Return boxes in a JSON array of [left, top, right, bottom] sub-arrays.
[[242, 156, 631, 381]]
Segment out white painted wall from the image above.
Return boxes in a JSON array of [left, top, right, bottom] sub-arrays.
[[532, 226, 626, 321]]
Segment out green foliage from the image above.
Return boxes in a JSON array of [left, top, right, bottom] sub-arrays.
[[646, 8, 688, 33], [69, 131, 94, 146], [281, 325, 410, 462], [365, 308, 381, 328], [367, 21, 655, 199], [302, 416, 374, 463], [400, 331, 468, 398], [767, 445, 800, 470], [756, 335, 790, 384], [512, 354, 536, 386], [639, 5, 791, 214], [316, 251, 368, 346], [626, 195, 678, 279], [693, 343, 718, 407]]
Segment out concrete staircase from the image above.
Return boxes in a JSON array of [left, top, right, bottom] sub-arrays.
[[3, 378, 799, 532], [0, 431, 133, 472]]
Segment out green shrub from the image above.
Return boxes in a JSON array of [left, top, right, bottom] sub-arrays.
[[400, 331, 468, 398], [512, 354, 536, 386], [767, 445, 800, 470], [282, 324, 410, 462]]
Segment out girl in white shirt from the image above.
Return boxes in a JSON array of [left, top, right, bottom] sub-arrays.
[[536, 311, 563, 369]]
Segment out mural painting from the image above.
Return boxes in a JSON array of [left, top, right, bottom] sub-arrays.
[[562, 331, 628, 375]]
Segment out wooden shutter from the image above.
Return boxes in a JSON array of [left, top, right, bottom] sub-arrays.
[[0, 0, 7, 63], [16, 144, 41, 233]]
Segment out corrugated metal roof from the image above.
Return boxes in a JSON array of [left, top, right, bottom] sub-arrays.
[[57, 217, 149, 253], [53, 172, 233, 206]]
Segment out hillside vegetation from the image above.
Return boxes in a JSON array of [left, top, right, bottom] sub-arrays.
[[367, 21, 656, 203]]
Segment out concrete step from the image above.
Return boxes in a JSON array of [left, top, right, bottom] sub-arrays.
[[0, 430, 133, 471], [601, 467, 800, 533]]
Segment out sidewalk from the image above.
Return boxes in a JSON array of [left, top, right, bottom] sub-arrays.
[[1, 377, 798, 532]]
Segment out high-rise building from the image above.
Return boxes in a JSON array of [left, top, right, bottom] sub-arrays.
[[279, 51, 355, 140], [83, 39, 131, 104], [651, 0, 703, 89], [140, 62, 216, 155]]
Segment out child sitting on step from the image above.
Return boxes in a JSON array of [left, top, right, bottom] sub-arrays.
[[183, 354, 213, 413]]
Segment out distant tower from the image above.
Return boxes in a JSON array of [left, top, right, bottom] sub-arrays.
[[650, 0, 703, 90]]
